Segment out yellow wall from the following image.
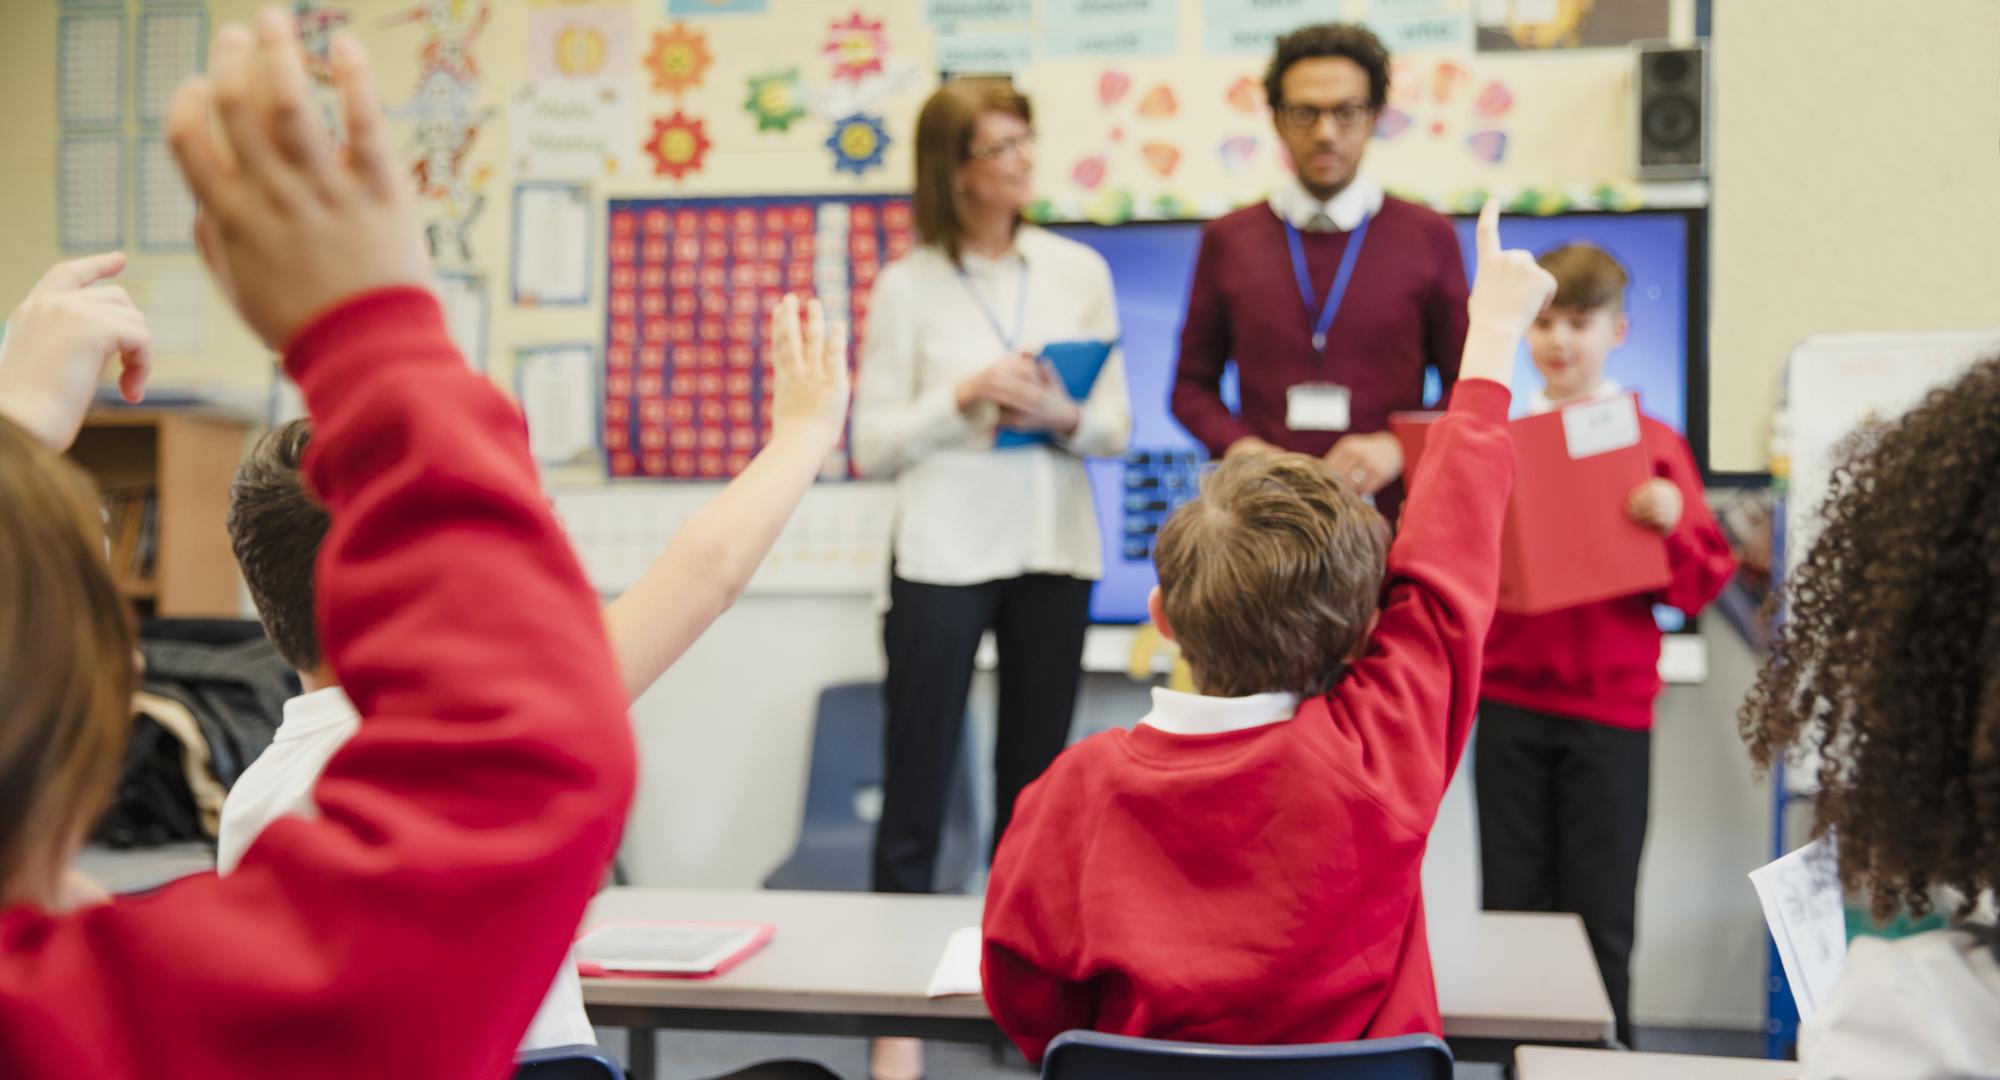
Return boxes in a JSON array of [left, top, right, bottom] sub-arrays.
[[1708, 0, 2000, 472]]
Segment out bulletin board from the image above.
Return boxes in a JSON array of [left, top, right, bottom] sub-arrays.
[[603, 194, 913, 480], [5, 0, 1696, 463]]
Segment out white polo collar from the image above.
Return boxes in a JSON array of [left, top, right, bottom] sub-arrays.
[[1269, 174, 1385, 233], [1529, 378, 1624, 415], [1137, 686, 1301, 737], [275, 685, 360, 743]]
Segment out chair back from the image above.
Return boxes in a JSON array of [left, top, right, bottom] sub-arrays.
[[1039, 1030, 1454, 1080], [513, 1043, 624, 1080]]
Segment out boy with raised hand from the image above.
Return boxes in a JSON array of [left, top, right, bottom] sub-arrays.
[[218, 291, 850, 1051], [1475, 242, 1735, 1049], [3, 9, 633, 1078], [979, 201, 1555, 1062]]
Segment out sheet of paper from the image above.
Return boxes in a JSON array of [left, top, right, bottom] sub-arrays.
[[508, 83, 634, 180], [1370, 13, 1472, 53], [138, 9, 205, 123], [926, 0, 1032, 20], [513, 184, 592, 305], [61, 13, 125, 128], [527, 6, 633, 87], [517, 345, 599, 467], [58, 137, 124, 252], [937, 27, 1035, 74], [434, 272, 488, 373], [1749, 832, 1848, 1021], [137, 136, 197, 252], [926, 926, 983, 998]]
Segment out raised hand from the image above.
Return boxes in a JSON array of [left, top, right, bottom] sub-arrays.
[[1462, 198, 1558, 388], [0, 253, 152, 450], [767, 294, 852, 447], [165, 7, 431, 349]]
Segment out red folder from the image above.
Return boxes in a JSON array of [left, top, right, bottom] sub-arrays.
[[1391, 393, 1669, 616]]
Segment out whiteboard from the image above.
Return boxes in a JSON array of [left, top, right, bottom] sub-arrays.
[[1783, 330, 2000, 575]]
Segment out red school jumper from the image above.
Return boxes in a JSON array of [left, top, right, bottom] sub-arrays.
[[1480, 413, 1735, 730], [981, 379, 1516, 1063], [0, 288, 636, 1080]]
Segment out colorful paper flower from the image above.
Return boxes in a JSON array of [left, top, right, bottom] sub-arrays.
[[826, 113, 889, 176], [645, 23, 711, 95], [745, 67, 807, 133], [825, 12, 887, 85], [647, 112, 712, 179]]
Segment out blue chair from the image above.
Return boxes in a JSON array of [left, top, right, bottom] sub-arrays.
[[1039, 1031, 1454, 1080], [762, 681, 979, 894], [514, 1043, 624, 1079]]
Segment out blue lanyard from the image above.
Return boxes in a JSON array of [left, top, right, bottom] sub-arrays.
[[958, 261, 1029, 354], [1283, 213, 1370, 356]]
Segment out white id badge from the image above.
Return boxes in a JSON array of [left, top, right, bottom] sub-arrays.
[[1286, 383, 1352, 432]]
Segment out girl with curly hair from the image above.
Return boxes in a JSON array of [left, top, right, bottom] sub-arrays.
[[1740, 355, 2000, 1076]]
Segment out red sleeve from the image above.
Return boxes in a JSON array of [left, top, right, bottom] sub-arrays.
[[0, 288, 635, 1080], [981, 755, 1098, 1064], [1651, 427, 1736, 615], [1423, 215, 1470, 401], [1332, 378, 1513, 821], [1170, 224, 1255, 455]]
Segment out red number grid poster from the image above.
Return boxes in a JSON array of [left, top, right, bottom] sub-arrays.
[[603, 195, 915, 480]]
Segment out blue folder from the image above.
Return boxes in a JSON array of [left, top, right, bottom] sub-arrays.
[[995, 339, 1116, 449]]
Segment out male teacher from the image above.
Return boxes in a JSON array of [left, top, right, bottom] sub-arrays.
[[1172, 23, 1468, 521]]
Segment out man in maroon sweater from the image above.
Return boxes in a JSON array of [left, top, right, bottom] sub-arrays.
[[1172, 23, 1468, 522], [981, 202, 1554, 1063]]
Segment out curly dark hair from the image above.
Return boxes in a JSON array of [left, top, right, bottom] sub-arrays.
[[1739, 356, 2000, 921], [1263, 23, 1391, 111]]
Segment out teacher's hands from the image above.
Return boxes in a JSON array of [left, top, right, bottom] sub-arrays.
[[957, 353, 1081, 438], [1324, 430, 1403, 496]]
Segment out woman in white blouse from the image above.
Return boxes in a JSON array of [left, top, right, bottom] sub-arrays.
[[852, 80, 1130, 910]]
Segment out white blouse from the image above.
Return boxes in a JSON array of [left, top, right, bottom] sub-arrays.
[[851, 225, 1131, 586]]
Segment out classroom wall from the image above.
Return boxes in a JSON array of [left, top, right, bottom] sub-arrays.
[[4, 0, 1773, 1033], [1707, 0, 2000, 471]]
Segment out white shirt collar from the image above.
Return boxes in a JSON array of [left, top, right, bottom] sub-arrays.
[[1137, 686, 1301, 737], [1269, 174, 1385, 233], [276, 685, 360, 743], [1529, 378, 1623, 415], [955, 224, 1037, 275]]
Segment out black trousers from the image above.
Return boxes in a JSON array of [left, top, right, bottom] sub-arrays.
[[872, 573, 1092, 894], [1474, 700, 1651, 1049]]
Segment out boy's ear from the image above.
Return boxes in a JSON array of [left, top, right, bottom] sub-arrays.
[[1147, 586, 1175, 643], [1613, 312, 1631, 348]]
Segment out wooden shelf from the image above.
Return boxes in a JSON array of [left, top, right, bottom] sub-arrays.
[[71, 409, 253, 618]]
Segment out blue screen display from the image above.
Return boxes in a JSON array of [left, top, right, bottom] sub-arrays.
[[1051, 210, 1699, 625]]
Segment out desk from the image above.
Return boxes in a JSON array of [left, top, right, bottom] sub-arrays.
[[581, 889, 1615, 1079], [1517, 1047, 1799, 1079]]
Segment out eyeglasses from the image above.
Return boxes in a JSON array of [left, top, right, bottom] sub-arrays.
[[1276, 102, 1376, 135], [968, 134, 1035, 163]]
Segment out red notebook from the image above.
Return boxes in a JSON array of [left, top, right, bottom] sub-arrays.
[[573, 920, 774, 980], [1391, 393, 1669, 616]]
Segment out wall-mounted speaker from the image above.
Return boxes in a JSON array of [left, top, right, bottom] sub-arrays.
[[1635, 41, 1708, 181]]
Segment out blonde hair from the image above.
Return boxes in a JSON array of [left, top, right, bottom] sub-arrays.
[[0, 417, 135, 896], [911, 79, 1033, 265], [1153, 451, 1389, 698]]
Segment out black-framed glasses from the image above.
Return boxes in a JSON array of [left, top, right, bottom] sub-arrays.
[[969, 134, 1035, 162], [1276, 102, 1376, 135]]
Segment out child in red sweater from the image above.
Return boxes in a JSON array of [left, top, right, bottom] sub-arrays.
[[980, 202, 1556, 1063], [1474, 243, 1735, 1049], [0, 12, 636, 1078]]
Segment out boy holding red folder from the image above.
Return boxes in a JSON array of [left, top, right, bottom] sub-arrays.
[[1475, 243, 1736, 1049]]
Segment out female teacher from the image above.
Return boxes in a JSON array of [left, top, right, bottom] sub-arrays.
[[851, 79, 1131, 907]]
